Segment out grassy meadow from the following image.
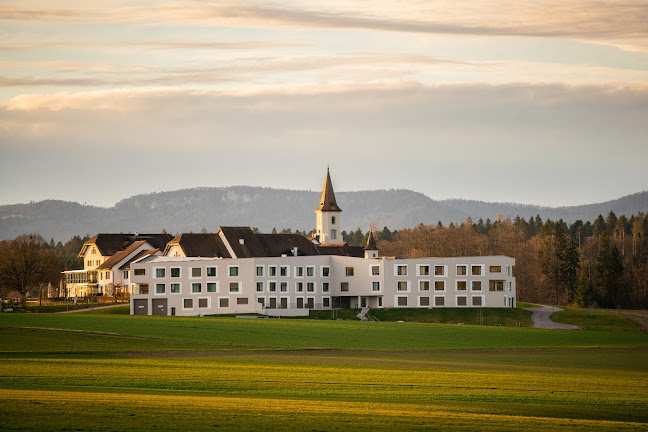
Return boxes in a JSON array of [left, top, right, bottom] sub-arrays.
[[1, 314, 647, 431]]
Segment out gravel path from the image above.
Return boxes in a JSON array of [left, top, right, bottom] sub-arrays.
[[525, 305, 579, 330]]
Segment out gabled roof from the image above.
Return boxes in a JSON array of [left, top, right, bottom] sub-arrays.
[[96, 240, 148, 270], [79, 233, 173, 257], [365, 230, 378, 251], [316, 243, 364, 257], [163, 233, 231, 258], [119, 249, 159, 270], [218, 227, 267, 258], [255, 233, 320, 257], [315, 168, 342, 212]]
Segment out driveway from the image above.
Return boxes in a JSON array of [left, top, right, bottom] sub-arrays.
[[526, 305, 579, 330]]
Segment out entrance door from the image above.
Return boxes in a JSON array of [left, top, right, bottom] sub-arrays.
[[361, 297, 367, 307], [152, 298, 168, 316], [133, 299, 148, 315], [171, 307, 176, 316]]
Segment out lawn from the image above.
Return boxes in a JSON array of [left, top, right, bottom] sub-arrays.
[[552, 307, 641, 332], [1, 314, 647, 431]]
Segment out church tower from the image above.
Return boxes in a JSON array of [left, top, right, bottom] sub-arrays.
[[315, 168, 342, 244]]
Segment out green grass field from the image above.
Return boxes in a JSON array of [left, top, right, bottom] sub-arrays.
[[552, 307, 641, 332], [1, 314, 647, 431]]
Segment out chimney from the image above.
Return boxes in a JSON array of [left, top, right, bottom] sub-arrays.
[[292, 247, 298, 256]]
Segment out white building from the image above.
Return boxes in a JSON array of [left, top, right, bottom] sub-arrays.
[[129, 170, 516, 316]]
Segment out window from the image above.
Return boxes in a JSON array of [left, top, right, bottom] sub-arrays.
[[280, 298, 288, 309], [192, 283, 201, 293], [295, 266, 304, 277], [297, 298, 304, 309], [489, 266, 501, 273], [322, 282, 329, 292], [123, 270, 129, 279], [206, 267, 217, 277], [171, 267, 180, 278], [156, 283, 165, 294], [229, 266, 239, 277], [191, 267, 201, 278], [256, 266, 264, 277], [457, 296, 467, 306], [269, 266, 277, 277], [87, 260, 91, 267], [472, 296, 483, 306], [322, 266, 330, 277], [419, 265, 430, 276], [306, 266, 314, 277], [340, 282, 349, 292], [472, 265, 482, 276], [397, 297, 408, 307], [171, 283, 180, 293], [269, 282, 277, 292], [471, 281, 482, 291], [280, 282, 288, 292], [331, 229, 337, 239], [198, 298, 208, 308], [323, 297, 330, 308], [456, 281, 467, 291], [105, 272, 110, 280], [435, 297, 445, 307], [457, 265, 467, 276], [372, 281, 380, 292], [183, 298, 193, 309], [219, 298, 229, 308], [256, 281, 263, 292], [237, 297, 248, 305], [435, 266, 445, 276], [207, 282, 217, 293], [434, 281, 445, 291], [331, 216, 336, 224], [229, 282, 240, 293], [296, 282, 303, 292], [156, 268, 165, 278], [396, 265, 407, 276], [280, 266, 288, 277], [371, 265, 380, 276], [419, 297, 430, 306], [306, 298, 314, 309], [307, 282, 314, 292], [489, 280, 504, 291], [419, 281, 430, 291], [345, 267, 354, 276], [91, 247, 97, 254], [397, 281, 408, 291]]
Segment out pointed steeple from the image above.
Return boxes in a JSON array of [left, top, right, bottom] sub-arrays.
[[316, 168, 342, 212], [364, 230, 377, 251]]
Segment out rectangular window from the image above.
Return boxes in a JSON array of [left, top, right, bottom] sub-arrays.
[[280, 298, 288, 309], [183, 298, 193, 309], [134, 268, 145, 276], [206, 267, 217, 277], [307, 282, 314, 292], [295, 266, 304, 277], [457, 281, 467, 291], [229, 266, 239, 277], [435, 266, 445, 276], [489, 280, 504, 291], [371, 265, 380, 276], [397, 281, 408, 291], [237, 297, 248, 305], [256, 281, 264, 292], [192, 283, 201, 293], [156, 283, 165, 294], [207, 282, 217, 293], [322, 282, 329, 292], [323, 297, 330, 308], [156, 268, 165, 278], [345, 267, 354, 276], [297, 298, 304, 309], [198, 298, 208, 308], [397, 297, 408, 307], [306, 266, 314, 277], [372, 281, 380, 292], [306, 298, 314, 309], [419, 265, 430, 276], [280, 266, 288, 277], [322, 266, 330, 277], [340, 282, 349, 292], [106, 272, 110, 280], [457, 265, 467, 276], [123, 270, 129, 279], [256, 266, 264, 277], [472, 296, 482, 306], [229, 282, 240, 293], [296, 282, 303, 292], [457, 296, 467, 306], [268, 266, 277, 277], [435, 297, 444, 307], [280, 282, 288, 292], [171, 267, 180, 278], [269, 282, 277, 292], [489, 266, 501, 273], [191, 267, 201, 278], [472, 281, 482, 291], [87, 260, 91, 267], [419, 296, 430, 306], [219, 298, 229, 308], [472, 265, 482, 276], [434, 281, 445, 291], [171, 283, 180, 293], [396, 265, 407, 276], [419, 280, 430, 291]]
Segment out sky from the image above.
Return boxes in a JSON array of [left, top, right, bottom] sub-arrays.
[[1, 0, 647, 208]]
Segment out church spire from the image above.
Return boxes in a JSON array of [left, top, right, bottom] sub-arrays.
[[316, 167, 342, 212], [364, 230, 377, 251]]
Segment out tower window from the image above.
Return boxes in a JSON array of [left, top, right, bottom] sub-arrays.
[[331, 216, 336, 224], [331, 229, 337, 240]]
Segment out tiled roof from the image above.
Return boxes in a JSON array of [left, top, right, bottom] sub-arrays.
[[315, 168, 342, 212], [79, 233, 173, 257], [96, 240, 147, 270], [255, 233, 320, 257], [164, 233, 231, 258], [218, 227, 267, 258], [119, 249, 159, 270]]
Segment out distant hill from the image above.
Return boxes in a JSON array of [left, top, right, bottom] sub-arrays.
[[1, 187, 647, 242]]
